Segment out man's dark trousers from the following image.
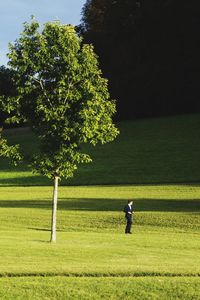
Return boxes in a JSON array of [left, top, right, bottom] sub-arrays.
[[125, 214, 132, 233]]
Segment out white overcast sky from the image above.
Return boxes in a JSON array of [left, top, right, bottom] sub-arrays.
[[0, 0, 86, 66]]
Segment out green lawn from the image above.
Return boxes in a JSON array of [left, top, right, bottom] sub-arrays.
[[1, 114, 200, 185], [0, 184, 199, 298], [0, 114, 200, 299], [0, 277, 200, 300]]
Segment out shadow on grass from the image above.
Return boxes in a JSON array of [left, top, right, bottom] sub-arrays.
[[32, 240, 51, 243], [1, 175, 200, 187], [0, 175, 51, 186], [29, 228, 71, 233], [0, 198, 200, 212], [29, 227, 51, 232]]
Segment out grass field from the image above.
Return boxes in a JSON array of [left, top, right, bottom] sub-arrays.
[[0, 277, 200, 300], [0, 114, 200, 299], [0, 185, 200, 298], [1, 114, 200, 186]]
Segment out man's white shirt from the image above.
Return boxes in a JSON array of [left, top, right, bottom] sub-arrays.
[[128, 203, 132, 214]]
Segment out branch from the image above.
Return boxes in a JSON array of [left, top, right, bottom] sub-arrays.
[[63, 78, 81, 106], [29, 75, 52, 107], [63, 81, 73, 106]]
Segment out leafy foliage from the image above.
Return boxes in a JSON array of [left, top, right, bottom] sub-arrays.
[[1, 19, 119, 179], [0, 129, 22, 165], [0, 66, 17, 126], [81, 0, 140, 33]]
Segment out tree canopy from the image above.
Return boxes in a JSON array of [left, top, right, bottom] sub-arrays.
[[1, 19, 119, 179]]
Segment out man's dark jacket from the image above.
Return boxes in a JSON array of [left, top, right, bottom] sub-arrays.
[[123, 204, 133, 217]]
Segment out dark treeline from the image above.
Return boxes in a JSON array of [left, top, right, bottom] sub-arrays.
[[0, 66, 16, 126], [80, 0, 200, 119], [0, 1, 199, 123]]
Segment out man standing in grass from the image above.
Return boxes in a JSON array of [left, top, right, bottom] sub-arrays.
[[124, 200, 134, 234]]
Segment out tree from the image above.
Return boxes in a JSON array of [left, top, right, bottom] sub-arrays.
[[81, 0, 140, 34], [80, 0, 200, 119], [80, 0, 143, 119], [0, 19, 119, 243], [0, 66, 16, 126]]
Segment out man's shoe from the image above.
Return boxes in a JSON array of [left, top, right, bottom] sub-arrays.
[[128, 232, 132, 234]]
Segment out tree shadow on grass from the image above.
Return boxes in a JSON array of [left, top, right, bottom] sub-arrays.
[[29, 227, 51, 232], [28, 227, 71, 233], [0, 198, 200, 212], [1, 175, 200, 187], [0, 175, 51, 186]]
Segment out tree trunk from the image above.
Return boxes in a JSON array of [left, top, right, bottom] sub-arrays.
[[50, 176, 59, 243]]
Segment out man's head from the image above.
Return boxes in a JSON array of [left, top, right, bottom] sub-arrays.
[[128, 200, 133, 205]]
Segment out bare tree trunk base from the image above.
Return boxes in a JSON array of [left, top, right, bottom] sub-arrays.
[[50, 176, 59, 243]]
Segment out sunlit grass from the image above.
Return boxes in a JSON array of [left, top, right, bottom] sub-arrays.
[[0, 277, 200, 300], [0, 185, 199, 277]]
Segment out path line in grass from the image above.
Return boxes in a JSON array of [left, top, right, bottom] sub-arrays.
[[0, 272, 200, 278]]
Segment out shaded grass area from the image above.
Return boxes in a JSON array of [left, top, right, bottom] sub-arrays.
[[0, 198, 200, 212], [1, 114, 200, 185], [0, 277, 200, 300]]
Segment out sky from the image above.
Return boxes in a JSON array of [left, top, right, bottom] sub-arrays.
[[0, 0, 86, 66]]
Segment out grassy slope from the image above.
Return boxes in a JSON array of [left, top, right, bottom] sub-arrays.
[[0, 114, 200, 299], [1, 114, 200, 185]]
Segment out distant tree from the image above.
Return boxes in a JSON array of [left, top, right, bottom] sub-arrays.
[[0, 66, 16, 126], [0, 19, 119, 242], [80, 0, 143, 119], [81, 0, 140, 34], [0, 66, 15, 96], [80, 0, 199, 119]]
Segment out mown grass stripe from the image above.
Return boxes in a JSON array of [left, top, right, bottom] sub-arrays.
[[1, 272, 200, 278]]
